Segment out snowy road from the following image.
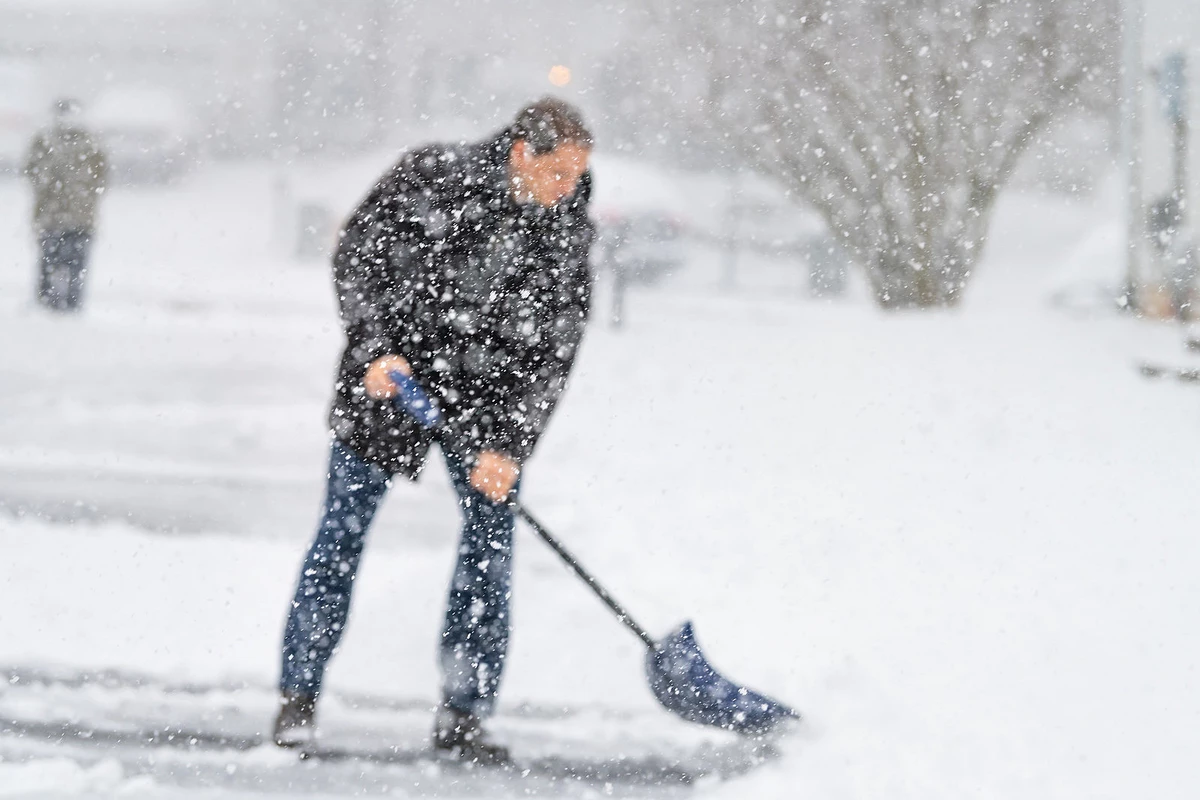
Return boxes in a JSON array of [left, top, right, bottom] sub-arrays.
[[0, 661, 777, 797], [2, 164, 1199, 797]]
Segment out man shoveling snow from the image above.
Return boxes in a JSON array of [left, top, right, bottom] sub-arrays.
[[274, 98, 595, 764]]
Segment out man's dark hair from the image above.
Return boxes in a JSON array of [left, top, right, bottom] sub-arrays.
[[511, 97, 593, 155]]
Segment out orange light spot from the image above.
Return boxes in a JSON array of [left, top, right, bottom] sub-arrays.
[[548, 65, 571, 87]]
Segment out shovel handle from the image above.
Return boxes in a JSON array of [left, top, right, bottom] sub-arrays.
[[389, 370, 442, 428]]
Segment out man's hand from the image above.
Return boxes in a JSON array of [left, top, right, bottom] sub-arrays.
[[470, 451, 520, 504], [364, 355, 411, 399]]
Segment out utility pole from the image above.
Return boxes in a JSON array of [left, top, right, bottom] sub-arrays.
[[1121, 0, 1146, 309], [1160, 52, 1188, 215]]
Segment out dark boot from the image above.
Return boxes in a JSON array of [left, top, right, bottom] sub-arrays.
[[273, 692, 317, 748], [432, 701, 510, 765]]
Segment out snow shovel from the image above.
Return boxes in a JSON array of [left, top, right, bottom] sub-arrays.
[[389, 370, 800, 737]]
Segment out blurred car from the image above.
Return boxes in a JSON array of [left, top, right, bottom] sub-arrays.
[[90, 86, 199, 185], [723, 196, 816, 257], [595, 210, 685, 286]]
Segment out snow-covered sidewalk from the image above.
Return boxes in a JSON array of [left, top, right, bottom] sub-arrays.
[[2, 167, 1199, 797]]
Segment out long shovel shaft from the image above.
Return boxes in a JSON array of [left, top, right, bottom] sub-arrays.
[[513, 501, 657, 650]]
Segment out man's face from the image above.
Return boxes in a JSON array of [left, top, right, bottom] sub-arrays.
[[54, 103, 83, 129], [509, 140, 590, 207]]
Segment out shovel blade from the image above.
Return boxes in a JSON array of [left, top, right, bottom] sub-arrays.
[[646, 621, 799, 737]]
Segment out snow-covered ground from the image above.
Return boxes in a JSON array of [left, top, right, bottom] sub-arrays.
[[1, 159, 1198, 798]]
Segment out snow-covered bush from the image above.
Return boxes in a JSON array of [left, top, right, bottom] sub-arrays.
[[654, 0, 1117, 308]]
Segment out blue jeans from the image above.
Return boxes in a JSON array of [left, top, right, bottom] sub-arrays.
[[280, 441, 518, 718], [38, 229, 91, 312]]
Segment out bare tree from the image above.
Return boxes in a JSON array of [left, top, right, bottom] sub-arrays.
[[652, 0, 1116, 308]]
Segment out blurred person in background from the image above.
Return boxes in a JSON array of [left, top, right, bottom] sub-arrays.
[[274, 98, 595, 764], [23, 98, 108, 313]]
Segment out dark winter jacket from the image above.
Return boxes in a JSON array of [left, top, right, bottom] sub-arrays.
[[24, 125, 108, 234], [329, 130, 594, 478]]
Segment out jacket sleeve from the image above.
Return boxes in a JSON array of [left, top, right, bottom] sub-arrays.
[[333, 146, 449, 368], [500, 255, 592, 464], [333, 216, 409, 367], [90, 140, 109, 192], [467, 182, 595, 464], [23, 135, 48, 182]]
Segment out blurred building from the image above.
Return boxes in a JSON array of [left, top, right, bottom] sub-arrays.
[[0, 1, 259, 157], [0, 0, 625, 162]]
